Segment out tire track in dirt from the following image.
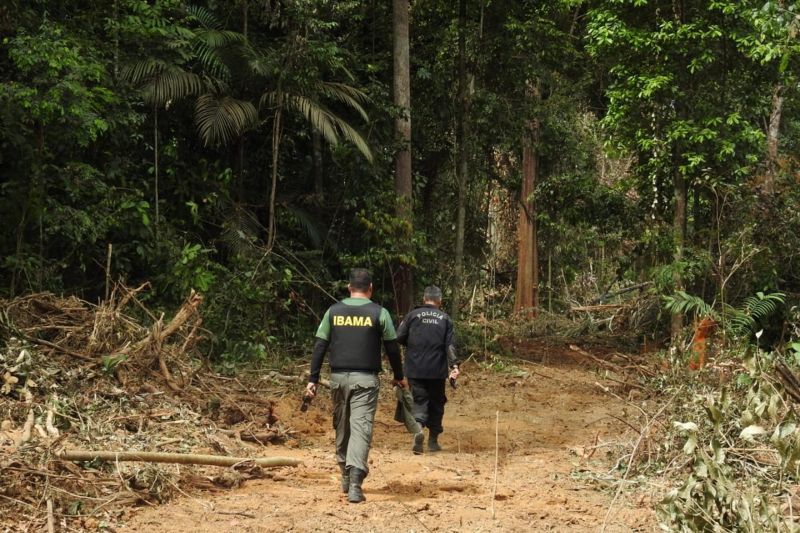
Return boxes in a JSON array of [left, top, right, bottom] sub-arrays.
[[121, 358, 656, 532]]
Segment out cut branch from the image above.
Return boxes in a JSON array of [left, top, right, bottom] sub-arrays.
[[58, 450, 301, 468]]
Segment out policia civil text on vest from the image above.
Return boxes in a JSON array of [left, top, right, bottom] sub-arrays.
[[305, 268, 405, 503]]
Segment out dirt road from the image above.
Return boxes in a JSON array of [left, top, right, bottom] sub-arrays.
[[121, 356, 656, 532]]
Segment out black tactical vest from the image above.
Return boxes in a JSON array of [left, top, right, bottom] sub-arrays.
[[328, 301, 384, 373]]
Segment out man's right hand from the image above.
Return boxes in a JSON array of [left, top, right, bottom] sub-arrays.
[[391, 378, 408, 389], [305, 382, 317, 398]]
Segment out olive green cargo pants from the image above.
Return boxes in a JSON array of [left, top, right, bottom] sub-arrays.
[[330, 372, 380, 474]]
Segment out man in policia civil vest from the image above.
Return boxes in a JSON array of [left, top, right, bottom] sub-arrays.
[[305, 268, 405, 503], [396, 285, 460, 454]]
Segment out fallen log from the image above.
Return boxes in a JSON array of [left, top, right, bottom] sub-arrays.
[[58, 450, 302, 468]]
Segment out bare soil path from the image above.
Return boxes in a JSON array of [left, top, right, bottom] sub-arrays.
[[121, 355, 656, 532]]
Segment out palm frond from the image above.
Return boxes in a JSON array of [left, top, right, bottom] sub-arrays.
[[140, 68, 206, 106], [218, 204, 263, 257], [743, 292, 786, 321], [192, 39, 232, 81], [195, 28, 245, 48], [195, 94, 259, 146], [663, 291, 715, 319], [725, 304, 755, 336], [328, 114, 373, 162], [285, 205, 323, 249], [317, 81, 370, 122], [185, 5, 222, 30], [729, 291, 787, 336], [123, 59, 206, 106], [120, 58, 163, 85], [276, 93, 373, 162]]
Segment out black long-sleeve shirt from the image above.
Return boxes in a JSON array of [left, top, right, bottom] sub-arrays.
[[396, 304, 458, 380]]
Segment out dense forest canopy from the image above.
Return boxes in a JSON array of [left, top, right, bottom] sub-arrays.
[[1, 0, 799, 359]]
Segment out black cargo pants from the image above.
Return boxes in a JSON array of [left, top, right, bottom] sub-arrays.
[[408, 378, 447, 434]]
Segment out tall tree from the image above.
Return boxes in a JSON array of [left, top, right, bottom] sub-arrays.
[[393, 0, 413, 315], [451, 0, 470, 321], [514, 83, 540, 316], [586, 0, 770, 340]]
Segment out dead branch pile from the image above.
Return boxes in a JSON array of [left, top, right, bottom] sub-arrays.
[[0, 287, 301, 531], [1, 284, 203, 390]]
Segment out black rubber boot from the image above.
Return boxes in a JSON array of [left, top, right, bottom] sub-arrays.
[[428, 431, 442, 452], [347, 467, 367, 503], [338, 462, 349, 494], [412, 431, 424, 455]]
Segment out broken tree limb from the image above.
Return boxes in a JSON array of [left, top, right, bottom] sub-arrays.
[[592, 282, 653, 304], [22, 335, 95, 362], [218, 428, 288, 444], [58, 450, 302, 468]]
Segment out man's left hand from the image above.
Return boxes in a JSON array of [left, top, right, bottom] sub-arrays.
[[449, 366, 460, 381]]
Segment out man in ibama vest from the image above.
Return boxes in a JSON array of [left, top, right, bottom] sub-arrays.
[[396, 285, 459, 454], [305, 268, 405, 503]]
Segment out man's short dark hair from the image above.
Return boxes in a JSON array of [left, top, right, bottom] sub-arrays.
[[349, 268, 373, 291], [423, 285, 442, 302]]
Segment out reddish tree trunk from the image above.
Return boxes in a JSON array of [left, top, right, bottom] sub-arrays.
[[514, 96, 539, 316]]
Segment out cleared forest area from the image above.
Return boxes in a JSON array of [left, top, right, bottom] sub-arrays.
[[2, 0, 800, 531]]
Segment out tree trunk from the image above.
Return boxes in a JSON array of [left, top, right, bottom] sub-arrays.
[[393, 0, 413, 316], [112, 0, 119, 81], [452, 0, 469, 321], [154, 106, 159, 238], [242, 0, 249, 41], [267, 104, 283, 251], [312, 127, 324, 199], [514, 86, 539, 316], [671, 165, 687, 341], [764, 82, 783, 194], [235, 135, 245, 202]]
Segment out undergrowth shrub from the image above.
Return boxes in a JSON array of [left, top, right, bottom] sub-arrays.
[[657, 348, 800, 532]]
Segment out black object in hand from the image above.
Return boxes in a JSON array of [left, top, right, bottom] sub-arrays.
[[300, 394, 313, 412], [449, 377, 457, 389]]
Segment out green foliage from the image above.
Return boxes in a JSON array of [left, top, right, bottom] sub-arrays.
[[3, 22, 116, 145], [663, 291, 715, 320], [663, 290, 786, 339], [101, 354, 128, 374], [659, 350, 800, 531], [170, 243, 217, 296], [1, 0, 799, 369]]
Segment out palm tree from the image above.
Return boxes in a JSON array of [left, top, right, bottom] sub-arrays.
[[194, 40, 374, 251], [122, 59, 206, 235], [121, 5, 243, 235], [257, 80, 373, 250]]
